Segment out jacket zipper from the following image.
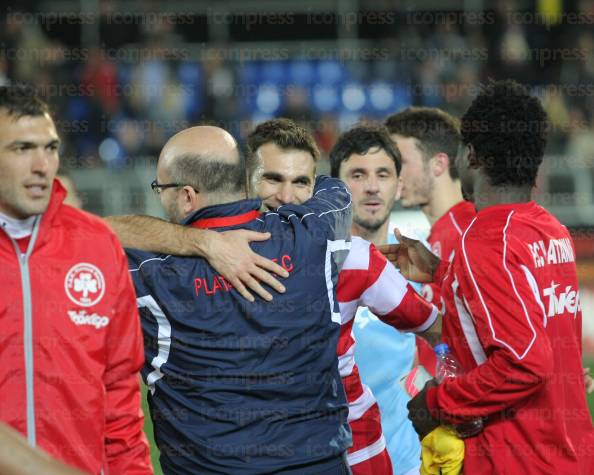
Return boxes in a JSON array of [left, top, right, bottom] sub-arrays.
[[9, 216, 41, 446]]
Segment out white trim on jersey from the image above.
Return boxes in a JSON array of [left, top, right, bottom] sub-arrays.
[[347, 385, 376, 422], [326, 239, 351, 324], [347, 434, 387, 466], [338, 299, 359, 324], [500, 211, 538, 358], [338, 341, 356, 377], [137, 295, 172, 395], [461, 212, 537, 361], [448, 211, 463, 236], [452, 278, 487, 365], [520, 264, 548, 328], [129, 255, 172, 273]]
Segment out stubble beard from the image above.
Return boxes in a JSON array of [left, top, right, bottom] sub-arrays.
[[353, 209, 391, 233], [401, 173, 433, 209], [165, 200, 184, 224]]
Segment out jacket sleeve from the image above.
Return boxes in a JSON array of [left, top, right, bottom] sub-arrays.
[[272, 175, 352, 244], [104, 237, 153, 474], [426, 234, 553, 422]]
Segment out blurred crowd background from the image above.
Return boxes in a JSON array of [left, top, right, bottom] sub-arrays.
[[2, 0, 594, 225]]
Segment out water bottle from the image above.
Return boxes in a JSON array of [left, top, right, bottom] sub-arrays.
[[434, 343, 484, 438]]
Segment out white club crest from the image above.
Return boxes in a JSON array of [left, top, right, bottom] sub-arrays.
[[64, 263, 106, 307]]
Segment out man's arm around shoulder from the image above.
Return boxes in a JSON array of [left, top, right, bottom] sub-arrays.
[[273, 175, 353, 246], [106, 215, 288, 302]]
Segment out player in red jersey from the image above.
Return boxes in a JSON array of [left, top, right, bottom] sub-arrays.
[[385, 107, 476, 313], [393, 80, 594, 474], [383, 106, 594, 397]]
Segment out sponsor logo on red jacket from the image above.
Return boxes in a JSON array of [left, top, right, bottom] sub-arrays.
[[543, 281, 582, 317], [67, 310, 110, 329]]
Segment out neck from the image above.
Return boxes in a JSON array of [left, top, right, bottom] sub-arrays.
[[421, 178, 465, 227], [472, 175, 532, 211], [203, 192, 246, 207], [183, 192, 247, 222], [0, 212, 38, 239], [352, 219, 391, 246]]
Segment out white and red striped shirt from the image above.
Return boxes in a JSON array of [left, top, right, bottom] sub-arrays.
[[336, 237, 438, 469]]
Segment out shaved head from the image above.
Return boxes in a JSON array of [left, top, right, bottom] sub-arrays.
[[155, 126, 246, 223], [159, 125, 240, 171]]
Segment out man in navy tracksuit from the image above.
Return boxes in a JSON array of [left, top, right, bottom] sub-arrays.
[[127, 126, 353, 474]]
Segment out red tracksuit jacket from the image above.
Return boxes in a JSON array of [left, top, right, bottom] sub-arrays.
[[426, 201, 594, 474], [0, 180, 152, 474]]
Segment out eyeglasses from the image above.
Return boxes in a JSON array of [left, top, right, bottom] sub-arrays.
[[150, 180, 199, 195], [150, 179, 183, 195]]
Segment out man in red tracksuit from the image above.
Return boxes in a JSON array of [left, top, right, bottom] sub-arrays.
[[0, 85, 152, 474], [399, 80, 594, 474]]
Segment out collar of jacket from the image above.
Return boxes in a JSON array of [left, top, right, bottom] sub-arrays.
[[37, 179, 67, 246], [184, 199, 263, 230], [0, 179, 66, 248]]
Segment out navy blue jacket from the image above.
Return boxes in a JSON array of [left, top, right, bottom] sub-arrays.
[[127, 176, 352, 474]]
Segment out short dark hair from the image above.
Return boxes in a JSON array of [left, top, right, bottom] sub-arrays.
[[329, 124, 401, 178], [246, 118, 320, 176], [0, 84, 50, 118], [169, 153, 246, 195], [385, 107, 461, 179], [461, 79, 548, 187]]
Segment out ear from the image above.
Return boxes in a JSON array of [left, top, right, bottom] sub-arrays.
[[395, 177, 403, 200], [432, 152, 449, 177], [180, 185, 199, 215]]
